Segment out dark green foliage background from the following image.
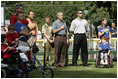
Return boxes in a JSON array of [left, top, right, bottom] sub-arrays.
[[2, 1, 117, 34]]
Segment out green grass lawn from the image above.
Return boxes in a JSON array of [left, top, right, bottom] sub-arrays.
[[29, 59, 117, 78]]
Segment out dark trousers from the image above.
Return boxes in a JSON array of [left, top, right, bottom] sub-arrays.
[[72, 34, 88, 65], [54, 36, 68, 67]]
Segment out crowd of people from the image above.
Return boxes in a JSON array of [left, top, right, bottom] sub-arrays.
[[1, 3, 117, 68]]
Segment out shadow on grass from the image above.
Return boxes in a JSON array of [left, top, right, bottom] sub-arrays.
[[29, 66, 117, 78], [66, 63, 92, 67], [53, 70, 117, 78], [29, 69, 117, 78], [78, 63, 92, 66], [29, 62, 117, 78]]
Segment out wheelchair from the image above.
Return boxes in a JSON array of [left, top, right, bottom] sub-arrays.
[[1, 49, 26, 78], [95, 51, 113, 68]]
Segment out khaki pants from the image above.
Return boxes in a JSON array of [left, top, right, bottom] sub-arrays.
[[45, 41, 55, 66]]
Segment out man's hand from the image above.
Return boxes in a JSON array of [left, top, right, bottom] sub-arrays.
[[66, 39, 69, 45], [70, 31, 74, 35], [49, 40, 54, 43], [86, 34, 89, 38], [29, 23, 36, 30], [60, 26, 65, 30], [53, 26, 65, 34]]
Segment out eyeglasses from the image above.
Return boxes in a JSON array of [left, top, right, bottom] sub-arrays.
[[78, 13, 83, 14]]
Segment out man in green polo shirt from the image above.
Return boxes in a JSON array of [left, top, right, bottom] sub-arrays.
[[42, 16, 55, 67]]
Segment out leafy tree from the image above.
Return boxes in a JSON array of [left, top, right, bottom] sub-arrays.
[[1, 1, 117, 37]]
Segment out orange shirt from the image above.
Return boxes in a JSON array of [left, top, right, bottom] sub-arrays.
[[27, 18, 38, 36]]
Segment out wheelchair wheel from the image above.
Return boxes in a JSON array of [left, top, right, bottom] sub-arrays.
[[109, 54, 113, 68], [42, 68, 54, 78], [22, 73, 30, 78], [1, 69, 7, 78], [95, 53, 100, 68]]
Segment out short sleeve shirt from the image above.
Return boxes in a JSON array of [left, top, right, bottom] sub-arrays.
[[52, 19, 68, 35], [111, 28, 117, 38], [6, 32, 19, 47], [70, 18, 90, 34], [98, 26, 111, 39], [99, 42, 111, 52], [42, 23, 53, 39], [10, 14, 29, 25], [14, 22, 29, 41], [27, 18, 38, 36]]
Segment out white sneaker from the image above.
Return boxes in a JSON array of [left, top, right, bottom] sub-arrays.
[[105, 60, 108, 64], [100, 60, 104, 64], [1, 63, 8, 68]]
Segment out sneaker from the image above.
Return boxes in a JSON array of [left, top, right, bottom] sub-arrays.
[[100, 60, 104, 64]]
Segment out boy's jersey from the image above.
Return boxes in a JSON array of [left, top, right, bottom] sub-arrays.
[[6, 32, 19, 47], [99, 42, 111, 52], [14, 22, 29, 41]]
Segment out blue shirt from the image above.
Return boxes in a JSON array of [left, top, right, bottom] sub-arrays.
[[52, 19, 68, 35], [111, 27, 117, 38], [99, 42, 111, 52], [14, 22, 29, 41], [98, 26, 111, 39]]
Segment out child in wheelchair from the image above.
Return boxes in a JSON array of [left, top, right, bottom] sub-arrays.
[[6, 24, 37, 66], [1, 31, 17, 63], [96, 36, 113, 67], [1, 30, 30, 77], [6, 24, 29, 62], [1, 31, 25, 64]]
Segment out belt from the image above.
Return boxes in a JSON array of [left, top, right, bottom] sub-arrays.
[[56, 34, 66, 37], [74, 33, 85, 35]]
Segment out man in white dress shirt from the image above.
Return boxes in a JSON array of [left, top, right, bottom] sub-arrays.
[[70, 9, 90, 66]]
